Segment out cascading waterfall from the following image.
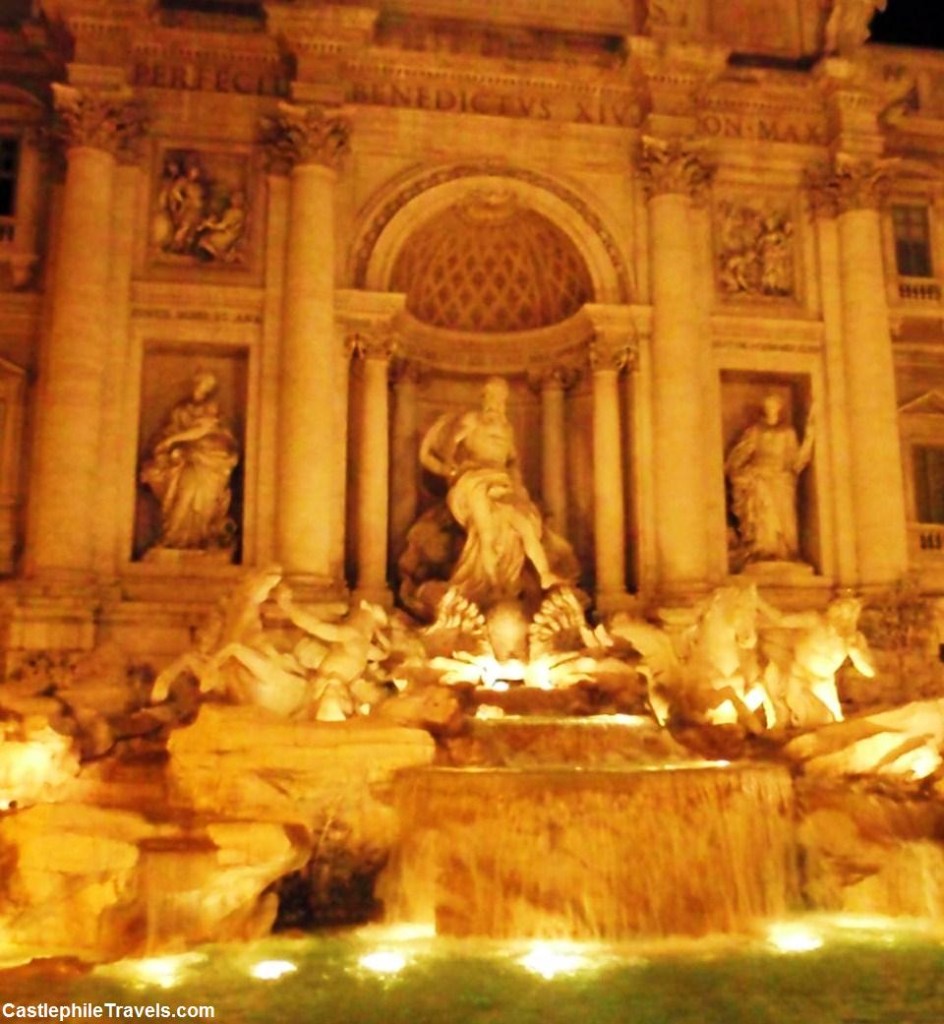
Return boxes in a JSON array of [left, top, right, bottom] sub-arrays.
[[380, 759, 797, 939]]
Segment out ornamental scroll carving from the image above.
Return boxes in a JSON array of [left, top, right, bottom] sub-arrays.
[[637, 135, 713, 200], [51, 84, 147, 160], [589, 334, 637, 373], [346, 324, 400, 362], [805, 156, 897, 216], [716, 198, 795, 300], [259, 102, 351, 172]]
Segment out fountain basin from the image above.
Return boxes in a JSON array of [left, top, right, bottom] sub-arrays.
[[381, 761, 797, 939]]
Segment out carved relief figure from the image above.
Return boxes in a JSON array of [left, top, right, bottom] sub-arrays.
[[418, 377, 566, 608], [725, 394, 814, 568], [140, 370, 240, 558], [717, 199, 795, 299], [151, 149, 249, 265]]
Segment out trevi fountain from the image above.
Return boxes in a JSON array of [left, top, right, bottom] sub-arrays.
[[2, 0, 944, 1020]]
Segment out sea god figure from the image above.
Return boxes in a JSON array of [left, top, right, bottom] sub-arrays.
[[725, 394, 814, 568], [141, 370, 240, 556], [419, 377, 563, 605]]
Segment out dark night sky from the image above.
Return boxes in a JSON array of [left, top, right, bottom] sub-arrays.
[[870, 0, 944, 50]]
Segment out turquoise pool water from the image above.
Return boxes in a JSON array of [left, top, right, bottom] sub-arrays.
[[3, 918, 944, 1024]]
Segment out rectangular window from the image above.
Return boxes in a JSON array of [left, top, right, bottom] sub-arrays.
[[0, 137, 18, 221], [892, 203, 933, 278], [914, 445, 944, 524]]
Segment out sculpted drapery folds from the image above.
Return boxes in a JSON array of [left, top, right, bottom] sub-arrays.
[[140, 371, 240, 556], [418, 376, 569, 608], [725, 394, 815, 568]]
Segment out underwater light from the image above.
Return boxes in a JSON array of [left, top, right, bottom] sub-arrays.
[[518, 944, 589, 979], [359, 950, 408, 974], [249, 959, 297, 980], [126, 956, 191, 988], [767, 923, 824, 953]]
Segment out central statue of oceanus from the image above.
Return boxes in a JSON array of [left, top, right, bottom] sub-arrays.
[[402, 376, 579, 619]]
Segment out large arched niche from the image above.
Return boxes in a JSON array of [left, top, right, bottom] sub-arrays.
[[349, 166, 631, 310], [344, 167, 632, 598]]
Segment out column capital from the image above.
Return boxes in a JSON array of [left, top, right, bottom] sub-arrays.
[[346, 323, 399, 362], [583, 303, 639, 372], [51, 82, 146, 159], [589, 335, 637, 373], [637, 134, 713, 200], [806, 154, 898, 216], [526, 363, 580, 393], [260, 102, 351, 174]]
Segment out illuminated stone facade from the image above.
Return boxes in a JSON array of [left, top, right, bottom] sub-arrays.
[[0, 0, 943, 671]]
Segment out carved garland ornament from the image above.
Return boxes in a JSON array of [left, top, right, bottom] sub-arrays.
[[259, 102, 352, 172]]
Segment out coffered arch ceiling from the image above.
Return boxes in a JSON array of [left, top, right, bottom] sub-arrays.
[[389, 190, 594, 333], [353, 165, 632, 310]]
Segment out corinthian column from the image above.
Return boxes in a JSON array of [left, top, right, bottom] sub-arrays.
[[638, 136, 713, 594], [261, 103, 351, 585], [349, 326, 398, 603], [829, 157, 908, 584], [528, 365, 574, 536], [586, 320, 634, 604], [28, 84, 143, 579], [389, 358, 423, 565]]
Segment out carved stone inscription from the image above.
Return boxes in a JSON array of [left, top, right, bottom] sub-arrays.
[[698, 112, 826, 146], [349, 77, 639, 126]]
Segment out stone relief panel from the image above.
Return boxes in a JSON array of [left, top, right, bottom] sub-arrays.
[[714, 195, 797, 303], [133, 346, 247, 565], [720, 372, 817, 577], [149, 145, 253, 270]]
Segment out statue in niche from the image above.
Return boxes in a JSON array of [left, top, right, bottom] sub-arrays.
[[140, 370, 240, 559], [417, 376, 572, 612], [725, 394, 814, 570], [717, 200, 795, 299], [151, 150, 248, 265]]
